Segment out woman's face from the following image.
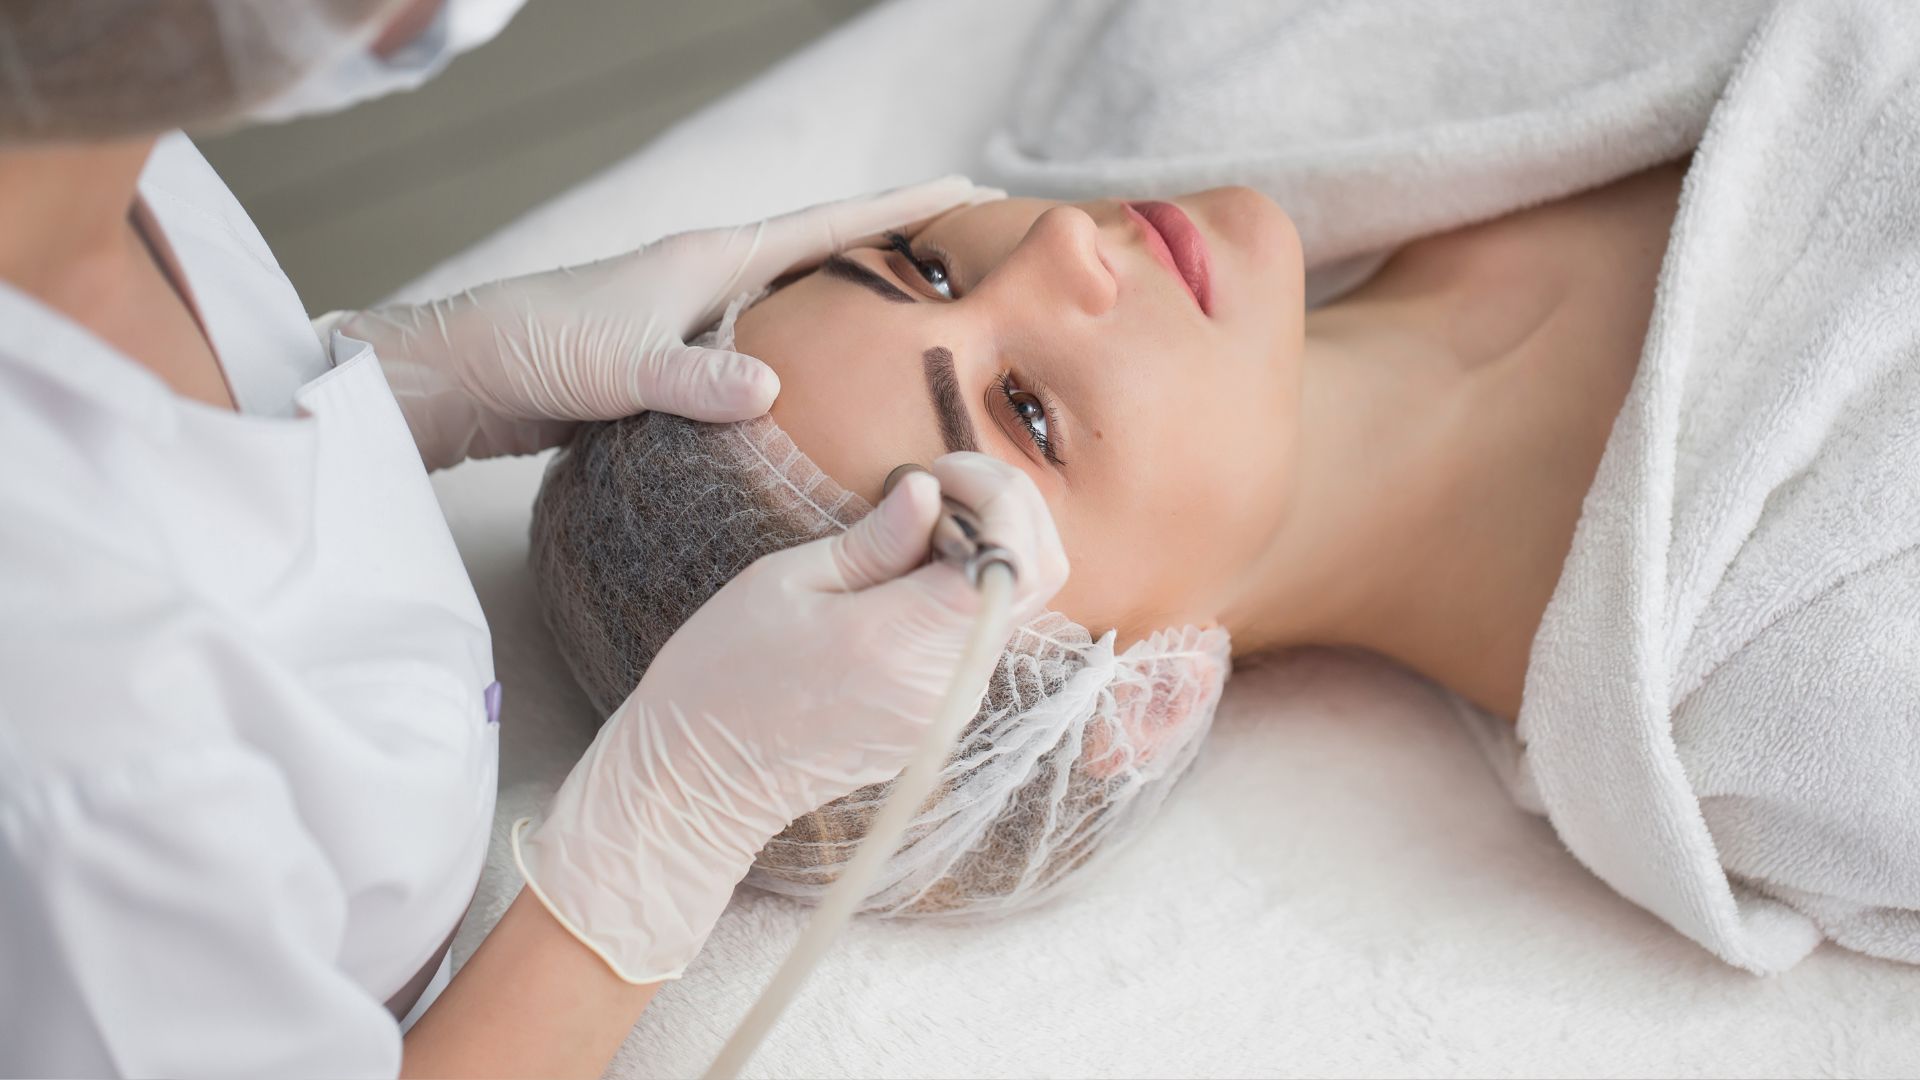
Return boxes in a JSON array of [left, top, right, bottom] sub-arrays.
[[734, 187, 1305, 643]]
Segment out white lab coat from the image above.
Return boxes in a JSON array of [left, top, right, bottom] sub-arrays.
[[0, 135, 498, 1077]]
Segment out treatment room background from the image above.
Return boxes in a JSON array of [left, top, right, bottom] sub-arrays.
[[200, 0, 876, 312]]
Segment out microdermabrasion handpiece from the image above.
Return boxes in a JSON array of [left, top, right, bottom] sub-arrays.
[[705, 467, 1023, 1079], [882, 463, 1018, 587]]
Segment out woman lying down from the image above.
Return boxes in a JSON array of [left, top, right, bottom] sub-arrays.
[[534, 172, 1919, 973], [534, 1, 1920, 976]]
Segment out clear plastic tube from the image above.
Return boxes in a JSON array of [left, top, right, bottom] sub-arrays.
[[703, 562, 1018, 1079]]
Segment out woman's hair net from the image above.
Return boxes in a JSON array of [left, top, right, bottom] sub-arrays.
[[0, 0, 397, 139], [529, 315, 1233, 917]]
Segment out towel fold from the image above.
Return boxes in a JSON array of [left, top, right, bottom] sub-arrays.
[[987, 0, 1920, 972], [987, 0, 1771, 294]]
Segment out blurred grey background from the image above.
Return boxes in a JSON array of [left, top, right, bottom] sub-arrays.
[[198, 0, 876, 314]]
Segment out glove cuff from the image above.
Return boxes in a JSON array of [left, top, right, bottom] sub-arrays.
[[511, 817, 701, 985]]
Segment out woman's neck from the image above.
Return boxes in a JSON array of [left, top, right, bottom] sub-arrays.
[[1222, 274, 1595, 717], [0, 135, 236, 410], [1226, 295, 1497, 638], [1225, 163, 1681, 716], [0, 137, 155, 299], [1233, 166, 1683, 715]]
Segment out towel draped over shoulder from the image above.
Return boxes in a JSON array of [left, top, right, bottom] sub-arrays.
[[987, 0, 1920, 972]]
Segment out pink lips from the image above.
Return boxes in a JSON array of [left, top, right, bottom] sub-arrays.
[[1126, 200, 1212, 315]]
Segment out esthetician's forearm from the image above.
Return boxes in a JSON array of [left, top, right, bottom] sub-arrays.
[[401, 888, 661, 1079]]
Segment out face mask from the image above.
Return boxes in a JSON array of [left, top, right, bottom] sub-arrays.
[[243, 0, 524, 125]]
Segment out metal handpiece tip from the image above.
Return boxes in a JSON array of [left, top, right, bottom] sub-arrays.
[[881, 462, 1018, 588], [882, 462, 931, 497]]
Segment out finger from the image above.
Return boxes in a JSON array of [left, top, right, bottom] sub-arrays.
[[930, 452, 1070, 613], [633, 345, 779, 422], [740, 175, 988, 287], [825, 467, 942, 591], [808, 175, 991, 245], [647, 177, 994, 332]]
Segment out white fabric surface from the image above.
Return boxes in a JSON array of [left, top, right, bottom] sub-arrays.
[[991, 0, 1920, 975], [985, 0, 1769, 292], [413, 1, 1920, 1074], [1511, 0, 1920, 975]]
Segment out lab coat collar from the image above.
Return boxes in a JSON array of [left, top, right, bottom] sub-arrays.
[[0, 281, 181, 438]]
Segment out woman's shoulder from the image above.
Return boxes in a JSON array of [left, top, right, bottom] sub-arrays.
[[1376, 161, 1687, 300], [1350, 161, 1687, 372]]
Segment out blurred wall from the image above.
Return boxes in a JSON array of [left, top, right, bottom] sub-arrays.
[[198, 0, 875, 313]]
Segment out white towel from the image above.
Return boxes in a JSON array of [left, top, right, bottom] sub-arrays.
[[986, 0, 1771, 299], [986, 0, 1920, 972]]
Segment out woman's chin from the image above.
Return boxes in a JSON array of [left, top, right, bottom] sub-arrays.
[[1181, 185, 1302, 319]]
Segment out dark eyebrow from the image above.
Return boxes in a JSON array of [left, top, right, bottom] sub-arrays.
[[816, 255, 972, 453], [821, 253, 914, 304], [922, 346, 978, 454]]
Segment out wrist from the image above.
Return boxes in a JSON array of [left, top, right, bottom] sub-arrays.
[[402, 888, 660, 1078]]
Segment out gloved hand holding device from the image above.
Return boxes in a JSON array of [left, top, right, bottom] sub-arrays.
[[514, 454, 1071, 983], [322, 176, 998, 470]]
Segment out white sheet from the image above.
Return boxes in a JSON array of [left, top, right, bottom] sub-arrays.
[[413, 2, 1920, 1075]]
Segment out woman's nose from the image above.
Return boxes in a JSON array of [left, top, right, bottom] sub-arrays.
[[1000, 205, 1118, 318]]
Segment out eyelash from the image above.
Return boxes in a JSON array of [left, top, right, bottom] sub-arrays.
[[996, 372, 1066, 466], [886, 231, 956, 300]]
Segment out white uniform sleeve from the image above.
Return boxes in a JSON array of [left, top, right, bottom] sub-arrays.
[[0, 502, 401, 1077], [0, 744, 401, 1078]]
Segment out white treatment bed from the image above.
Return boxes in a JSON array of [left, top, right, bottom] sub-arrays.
[[408, 2, 1920, 1075]]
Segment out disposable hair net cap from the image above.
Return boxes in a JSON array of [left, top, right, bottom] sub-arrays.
[[529, 302, 1233, 917]]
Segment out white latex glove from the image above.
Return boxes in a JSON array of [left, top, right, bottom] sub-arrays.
[[513, 453, 1069, 983], [318, 177, 999, 470]]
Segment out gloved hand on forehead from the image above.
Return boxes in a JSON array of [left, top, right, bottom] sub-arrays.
[[514, 453, 1070, 984], [319, 177, 1000, 471]]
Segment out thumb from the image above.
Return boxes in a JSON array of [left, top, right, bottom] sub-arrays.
[[635, 345, 780, 422], [826, 468, 941, 591]]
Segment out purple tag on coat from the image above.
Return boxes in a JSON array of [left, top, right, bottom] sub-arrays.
[[483, 681, 503, 726]]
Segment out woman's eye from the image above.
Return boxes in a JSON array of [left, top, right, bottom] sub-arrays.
[[886, 231, 954, 300], [996, 373, 1063, 465], [915, 256, 953, 300], [1009, 391, 1047, 441]]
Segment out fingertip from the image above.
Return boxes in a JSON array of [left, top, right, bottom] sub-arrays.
[[829, 463, 941, 590], [691, 349, 780, 421], [879, 467, 940, 534], [902, 466, 941, 511], [734, 357, 781, 415]]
